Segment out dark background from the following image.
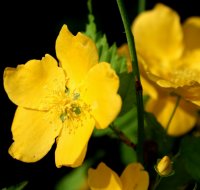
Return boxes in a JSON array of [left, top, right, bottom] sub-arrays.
[[0, 0, 199, 189]]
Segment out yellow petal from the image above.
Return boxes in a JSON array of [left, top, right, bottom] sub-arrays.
[[117, 44, 159, 99], [180, 50, 200, 71], [88, 162, 122, 190], [141, 76, 159, 99], [132, 3, 183, 62], [9, 107, 62, 162], [141, 63, 200, 106], [4, 54, 65, 110], [120, 163, 149, 190], [183, 17, 200, 51], [176, 85, 200, 107], [151, 68, 200, 106], [117, 43, 132, 73], [139, 55, 160, 99], [56, 24, 98, 87], [169, 68, 200, 106], [55, 113, 95, 168], [146, 96, 198, 136], [81, 62, 122, 129]]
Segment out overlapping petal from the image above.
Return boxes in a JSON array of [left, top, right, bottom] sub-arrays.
[[132, 3, 183, 63], [145, 67, 200, 106], [55, 113, 95, 168], [88, 162, 149, 190], [120, 163, 149, 190], [146, 96, 198, 136], [81, 62, 122, 129], [56, 24, 99, 88], [117, 43, 159, 99], [183, 17, 200, 52], [88, 162, 122, 190], [9, 107, 62, 162], [132, 4, 200, 100], [3, 54, 65, 110], [117, 43, 132, 73]]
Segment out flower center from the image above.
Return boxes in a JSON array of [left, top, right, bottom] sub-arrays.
[[59, 87, 90, 123]]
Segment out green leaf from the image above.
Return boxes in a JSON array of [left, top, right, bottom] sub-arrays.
[[1, 181, 28, 190], [92, 127, 113, 137], [181, 135, 200, 182], [120, 142, 137, 165], [108, 44, 127, 74], [84, 2, 136, 117], [117, 72, 136, 116], [144, 111, 175, 155], [55, 151, 105, 190], [84, 8, 137, 126], [114, 107, 138, 143], [55, 162, 90, 190], [84, 11, 127, 74], [92, 107, 137, 139]]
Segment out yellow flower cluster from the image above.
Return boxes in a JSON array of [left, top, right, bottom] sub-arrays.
[[4, 2, 200, 189]]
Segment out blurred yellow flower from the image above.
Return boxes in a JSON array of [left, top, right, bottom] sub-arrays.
[[3, 25, 122, 168], [118, 43, 198, 136], [119, 3, 200, 136], [132, 3, 200, 104], [88, 162, 149, 190]]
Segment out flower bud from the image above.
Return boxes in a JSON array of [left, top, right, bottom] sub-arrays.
[[155, 156, 174, 177]]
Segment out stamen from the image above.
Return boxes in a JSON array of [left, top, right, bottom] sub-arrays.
[[73, 92, 80, 100], [60, 112, 67, 122], [45, 84, 91, 132], [72, 106, 81, 115]]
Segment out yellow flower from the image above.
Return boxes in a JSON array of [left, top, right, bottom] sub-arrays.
[[132, 3, 200, 105], [3, 25, 122, 168], [117, 43, 198, 136], [117, 3, 200, 136], [88, 162, 149, 190]]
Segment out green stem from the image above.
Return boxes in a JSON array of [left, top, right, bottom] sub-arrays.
[[138, 0, 146, 14], [152, 175, 162, 190], [165, 96, 181, 134], [172, 150, 181, 162], [116, 0, 145, 164], [193, 183, 198, 190]]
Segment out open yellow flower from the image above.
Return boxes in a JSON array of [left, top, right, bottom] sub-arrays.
[[132, 3, 200, 105], [3, 25, 122, 168], [118, 3, 200, 136], [118, 43, 198, 136], [88, 162, 149, 190]]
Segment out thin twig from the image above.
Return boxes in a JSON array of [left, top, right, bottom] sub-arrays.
[[165, 95, 181, 133], [110, 124, 136, 149]]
